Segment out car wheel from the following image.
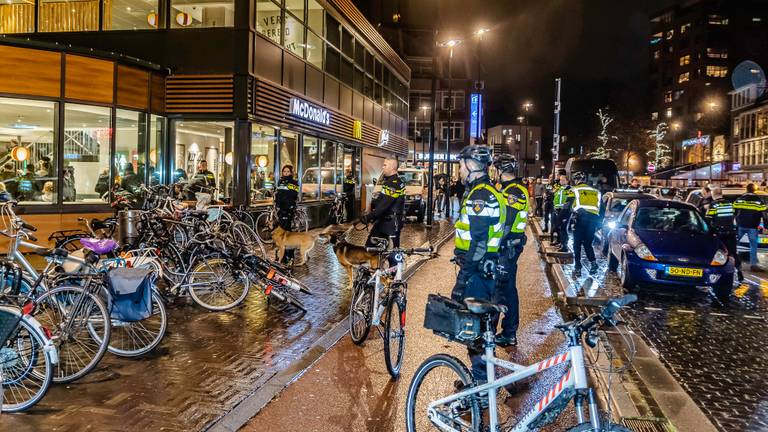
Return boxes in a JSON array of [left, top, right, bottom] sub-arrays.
[[620, 253, 634, 289], [714, 273, 734, 303], [608, 249, 618, 271]]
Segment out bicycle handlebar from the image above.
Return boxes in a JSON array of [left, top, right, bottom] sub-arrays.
[[20, 221, 37, 232], [364, 246, 434, 255]]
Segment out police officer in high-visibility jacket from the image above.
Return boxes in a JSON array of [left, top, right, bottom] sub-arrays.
[[492, 154, 527, 347], [552, 173, 573, 251], [451, 145, 506, 383], [734, 183, 768, 272], [706, 187, 743, 282], [362, 157, 405, 249], [566, 171, 601, 274]]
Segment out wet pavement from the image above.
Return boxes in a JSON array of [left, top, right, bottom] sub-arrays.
[[0, 221, 453, 432], [246, 230, 581, 432], [550, 222, 768, 432]]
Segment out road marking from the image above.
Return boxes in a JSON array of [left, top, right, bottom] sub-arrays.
[[676, 309, 695, 314], [644, 307, 663, 311], [743, 315, 764, 320], [709, 312, 730, 317]]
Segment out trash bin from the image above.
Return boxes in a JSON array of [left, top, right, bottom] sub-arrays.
[[118, 210, 142, 247]]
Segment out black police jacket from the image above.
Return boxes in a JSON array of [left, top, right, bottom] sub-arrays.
[[275, 176, 299, 211], [370, 174, 405, 221]]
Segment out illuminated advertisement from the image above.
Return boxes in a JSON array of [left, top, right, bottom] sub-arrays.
[[470, 93, 482, 139]]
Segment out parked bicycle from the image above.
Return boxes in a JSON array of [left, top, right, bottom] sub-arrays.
[[406, 294, 637, 432], [349, 238, 433, 379], [329, 192, 347, 225], [255, 204, 309, 244]]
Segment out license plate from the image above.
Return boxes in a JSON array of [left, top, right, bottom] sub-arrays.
[[760, 237, 768, 244], [667, 267, 703, 277]]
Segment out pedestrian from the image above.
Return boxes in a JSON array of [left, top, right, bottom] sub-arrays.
[[62, 166, 76, 202], [697, 186, 712, 216], [452, 176, 465, 213], [534, 178, 545, 217], [706, 187, 742, 282], [435, 176, 447, 216], [184, 160, 216, 200], [361, 156, 405, 253], [343, 169, 356, 222], [275, 164, 299, 231], [95, 169, 110, 199], [629, 177, 641, 190], [120, 164, 142, 196], [552, 173, 573, 251], [492, 154, 528, 347], [543, 174, 555, 233], [734, 183, 767, 272], [450, 145, 506, 384], [567, 171, 601, 274]]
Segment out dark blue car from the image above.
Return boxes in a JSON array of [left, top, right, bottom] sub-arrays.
[[607, 199, 735, 300]]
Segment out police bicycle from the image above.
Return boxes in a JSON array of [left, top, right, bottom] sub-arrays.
[[406, 294, 637, 432], [348, 237, 433, 378]]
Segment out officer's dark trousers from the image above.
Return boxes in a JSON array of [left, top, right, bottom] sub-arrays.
[[557, 210, 570, 248], [543, 202, 553, 232], [717, 230, 741, 270], [277, 207, 295, 231], [365, 218, 401, 248], [496, 239, 525, 338], [344, 194, 355, 222], [573, 213, 598, 267], [451, 259, 496, 382]]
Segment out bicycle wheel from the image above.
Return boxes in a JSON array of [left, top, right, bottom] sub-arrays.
[[188, 258, 250, 311], [231, 220, 267, 259], [383, 291, 406, 379], [33, 286, 111, 384], [566, 423, 633, 432], [349, 270, 373, 345], [255, 212, 275, 244], [293, 210, 309, 232], [235, 209, 257, 231], [406, 354, 481, 432], [104, 290, 167, 357], [0, 317, 54, 413]]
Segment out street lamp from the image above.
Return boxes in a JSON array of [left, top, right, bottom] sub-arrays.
[[523, 101, 533, 112], [438, 38, 462, 214]]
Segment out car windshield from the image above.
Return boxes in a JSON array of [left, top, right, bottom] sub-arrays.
[[400, 171, 424, 187], [633, 207, 707, 233], [610, 199, 632, 213]]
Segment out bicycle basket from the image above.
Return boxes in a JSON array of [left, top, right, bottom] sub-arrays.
[[423, 294, 482, 346], [0, 307, 21, 344], [105, 268, 153, 322]]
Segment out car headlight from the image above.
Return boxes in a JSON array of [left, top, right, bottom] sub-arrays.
[[711, 249, 728, 266], [634, 243, 657, 261], [410, 194, 422, 200], [606, 220, 617, 230]]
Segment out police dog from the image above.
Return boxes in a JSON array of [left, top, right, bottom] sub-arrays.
[[321, 225, 379, 283], [272, 226, 318, 266]]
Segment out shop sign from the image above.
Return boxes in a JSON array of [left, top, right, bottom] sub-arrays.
[[470, 93, 482, 139], [681, 135, 710, 148], [289, 97, 330, 126], [378, 129, 390, 147], [415, 152, 459, 161], [352, 120, 362, 139]]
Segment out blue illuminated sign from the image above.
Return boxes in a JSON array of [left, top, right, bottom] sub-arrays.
[[470, 93, 482, 139]]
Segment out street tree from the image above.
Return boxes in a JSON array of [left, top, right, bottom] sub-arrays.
[[647, 122, 672, 169], [588, 108, 618, 159]]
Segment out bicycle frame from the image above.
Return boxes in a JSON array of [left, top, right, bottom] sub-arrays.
[[426, 335, 594, 432], [366, 255, 405, 326]]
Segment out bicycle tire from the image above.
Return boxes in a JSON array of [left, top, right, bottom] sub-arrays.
[[0, 317, 54, 413], [101, 290, 167, 357], [231, 220, 267, 259], [255, 212, 275, 244], [349, 270, 373, 345], [383, 291, 406, 379], [33, 286, 111, 384], [188, 258, 250, 311], [235, 209, 257, 231], [405, 354, 481, 432], [566, 423, 633, 432]]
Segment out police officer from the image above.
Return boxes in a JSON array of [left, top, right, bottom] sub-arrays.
[[552, 173, 573, 251], [734, 183, 768, 272], [185, 160, 217, 200], [543, 174, 555, 233], [275, 164, 299, 231], [343, 170, 356, 222], [567, 171, 601, 274], [492, 154, 528, 347], [362, 157, 405, 249], [706, 187, 742, 282], [451, 145, 506, 383]]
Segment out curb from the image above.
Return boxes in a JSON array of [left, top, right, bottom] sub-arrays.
[[529, 217, 716, 432], [207, 226, 455, 432]]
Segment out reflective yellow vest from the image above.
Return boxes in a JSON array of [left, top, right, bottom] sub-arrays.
[[554, 185, 573, 209], [571, 183, 600, 215], [498, 182, 529, 234], [455, 183, 507, 253]]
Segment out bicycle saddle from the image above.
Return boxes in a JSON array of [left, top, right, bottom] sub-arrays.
[[79, 238, 119, 255], [90, 218, 116, 231], [464, 298, 507, 315]]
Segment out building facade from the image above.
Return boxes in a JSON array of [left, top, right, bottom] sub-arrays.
[[729, 83, 768, 181], [649, 0, 768, 167], [487, 124, 543, 177], [0, 0, 410, 232]]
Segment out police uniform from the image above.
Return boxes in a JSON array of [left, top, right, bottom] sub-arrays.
[[568, 181, 601, 270], [543, 181, 555, 233], [495, 178, 528, 344], [185, 169, 216, 200], [452, 171, 506, 381], [706, 198, 742, 280], [734, 192, 768, 267], [553, 184, 573, 250], [343, 174, 356, 222], [365, 173, 405, 248], [275, 175, 299, 230]]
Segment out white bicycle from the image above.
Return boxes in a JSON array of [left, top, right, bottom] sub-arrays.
[[406, 294, 637, 432]]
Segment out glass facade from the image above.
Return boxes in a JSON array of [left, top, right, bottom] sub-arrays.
[[174, 121, 233, 200], [170, 0, 234, 28], [105, 0, 162, 30], [63, 104, 111, 203]]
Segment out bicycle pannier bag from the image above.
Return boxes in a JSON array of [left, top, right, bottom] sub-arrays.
[[423, 294, 481, 345], [0, 308, 21, 344], [106, 268, 153, 322]]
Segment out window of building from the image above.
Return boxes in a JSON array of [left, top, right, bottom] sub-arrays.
[[678, 72, 690, 83], [674, 89, 685, 100], [284, 12, 304, 57], [174, 121, 233, 200], [680, 23, 691, 33], [300, 136, 319, 200], [341, 29, 354, 59], [325, 13, 340, 48], [285, 0, 303, 21], [441, 91, 464, 110], [708, 15, 729, 25], [114, 109, 146, 199], [651, 111, 659, 121], [706, 48, 728, 58], [653, 50, 661, 60], [148, 115, 165, 185], [354, 40, 365, 67], [307, 0, 322, 34], [0, 98, 57, 204], [64, 104, 111, 204], [665, 107, 673, 118], [40, 0, 99, 32], [665, 29, 674, 40], [664, 91, 673, 103], [706, 65, 728, 78], [325, 46, 340, 78], [319, 140, 338, 199], [256, 0, 282, 44], [679, 55, 690, 66], [250, 124, 276, 204], [341, 59, 353, 87], [170, 0, 234, 28], [353, 67, 364, 93], [0, 0, 34, 33], [279, 130, 299, 173], [440, 122, 463, 141], [306, 30, 323, 70], [103, 0, 162, 30]]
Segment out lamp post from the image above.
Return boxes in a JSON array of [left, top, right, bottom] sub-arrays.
[[440, 38, 461, 215], [706, 100, 719, 183]]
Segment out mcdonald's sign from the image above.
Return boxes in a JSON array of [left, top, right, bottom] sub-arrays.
[[352, 120, 362, 139]]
